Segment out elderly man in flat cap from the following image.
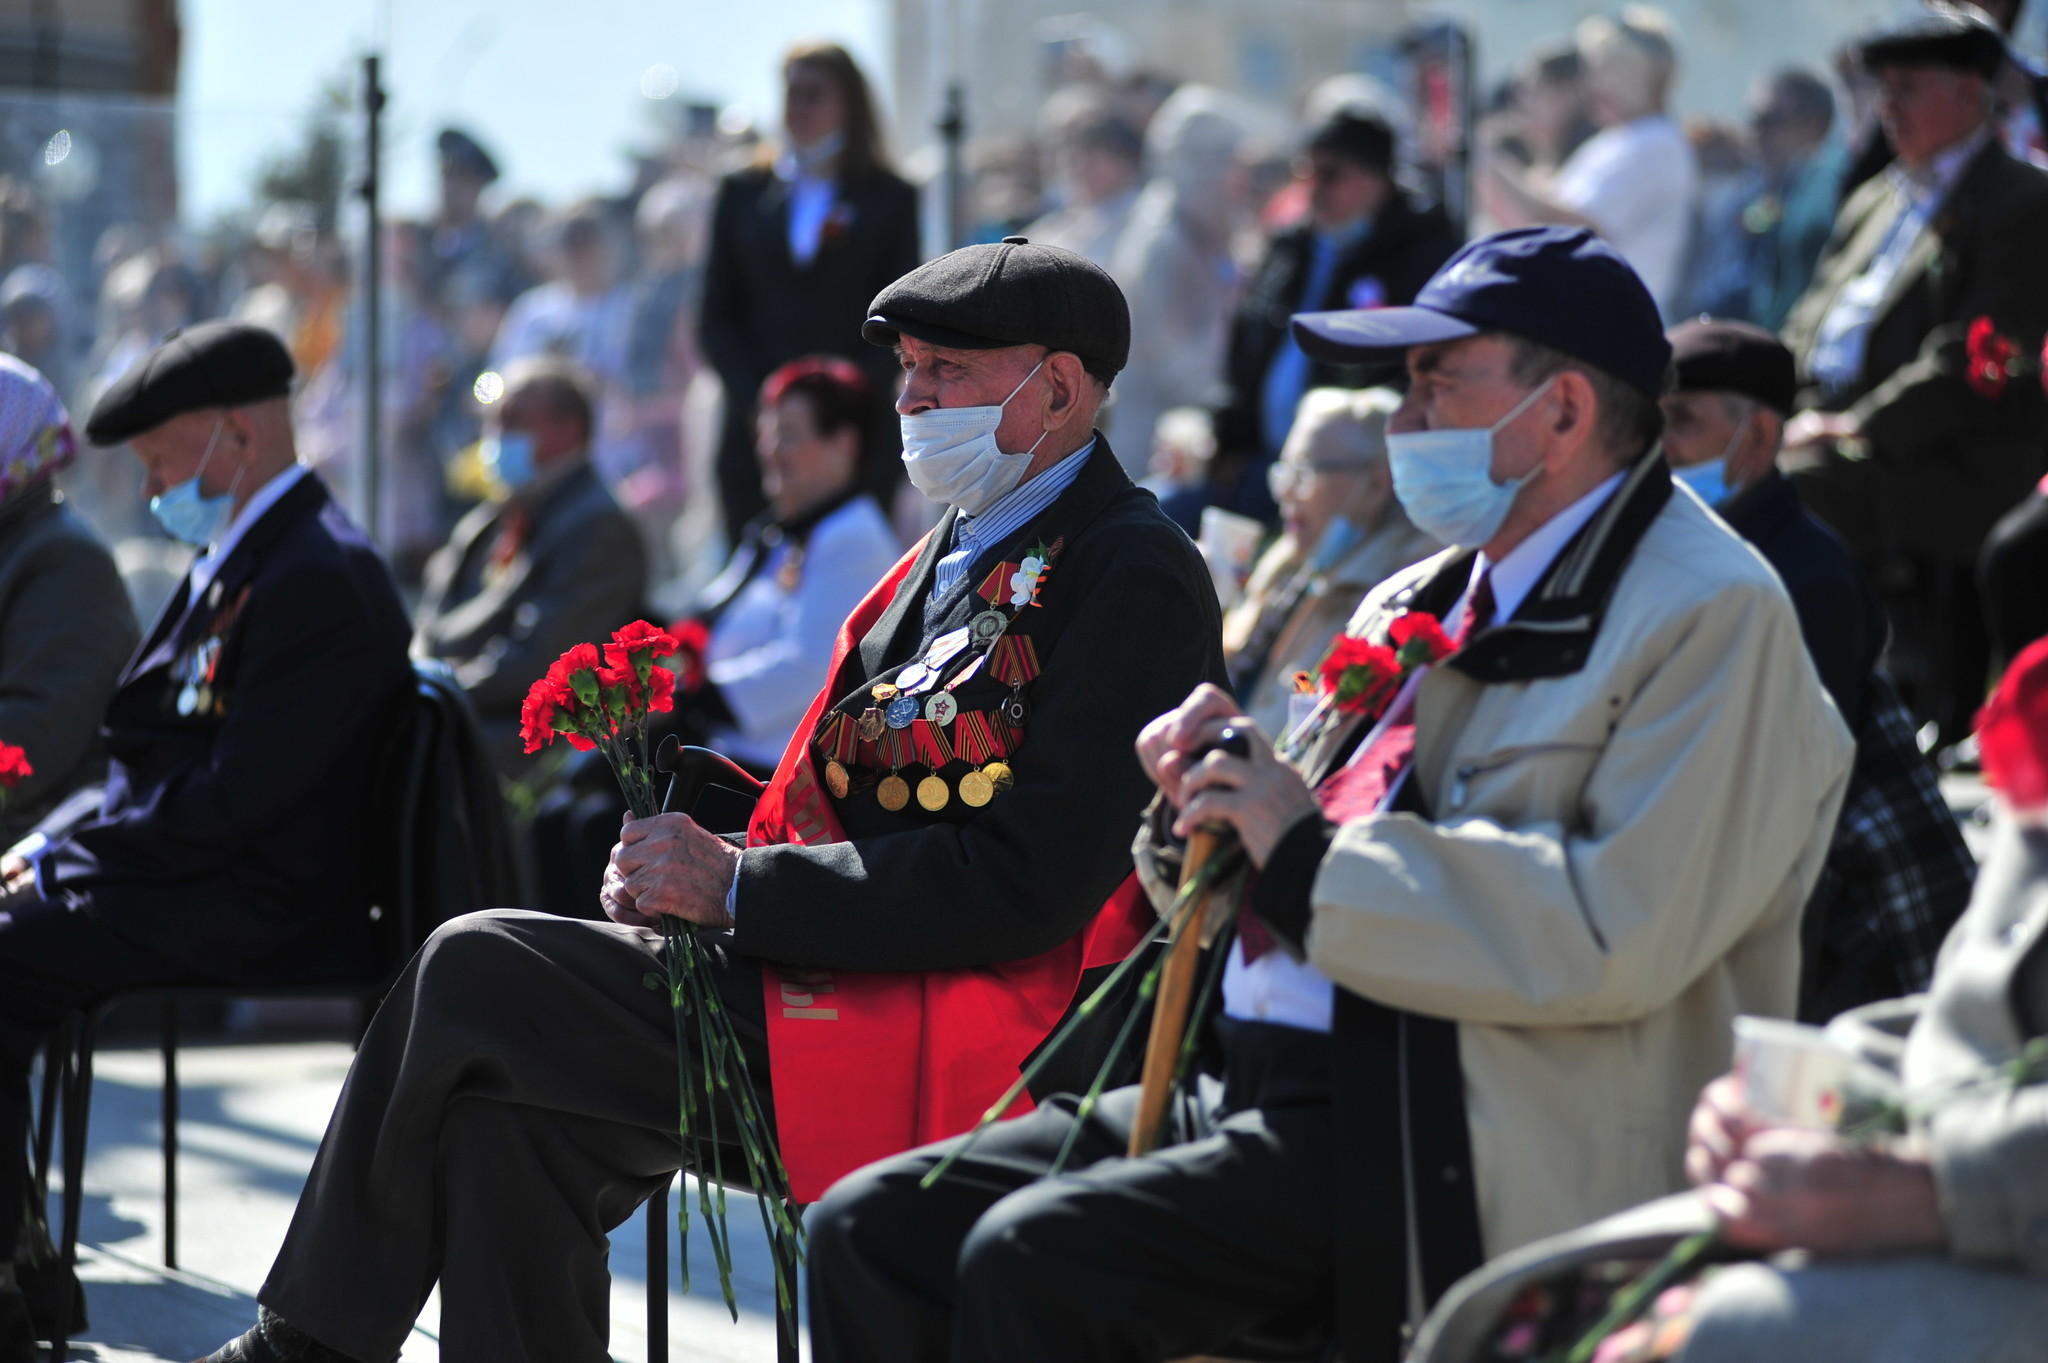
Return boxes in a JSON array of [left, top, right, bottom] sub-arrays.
[[0, 320, 412, 1361], [804, 228, 1855, 1363], [1665, 317, 1973, 1023], [192, 238, 1225, 1363], [1780, 2, 2048, 754]]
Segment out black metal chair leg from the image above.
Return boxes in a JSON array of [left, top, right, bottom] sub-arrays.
[[646, 1187, 667, 1363], [162, 1000, 179, 1270], [55, 1012, 99, 1363], [31, 1017, 69, 1209]]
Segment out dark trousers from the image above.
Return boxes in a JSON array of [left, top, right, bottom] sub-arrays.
[[1980, 489, 2048, 666], [807, 1019, 1337, 1363], [258, 909, 769, 1363], [0, 891, 222, 1261]]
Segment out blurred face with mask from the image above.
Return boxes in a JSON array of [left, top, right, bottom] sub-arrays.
[[481, 374, 589, 498], [1660, 390, 1782, 508], [1266, 394, 1396, 557]]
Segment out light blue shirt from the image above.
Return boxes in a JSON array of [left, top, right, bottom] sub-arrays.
[[1808, 128, 1989, 397], [1260, 220, 1368, 458], [930, 437, 1096, 603]]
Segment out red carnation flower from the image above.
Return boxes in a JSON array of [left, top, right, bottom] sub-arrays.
[[668, 617, 711, 692], [519, 677, 564, 754], [605, 619, 681, 671], [1389, 610, 1456, 664], [646, 664, 677, 714], [1965, 316, 2016, 400], [1316, 636, 1403, 715], [0, 743, 32, 789], [1976, 635, 2048, 816]]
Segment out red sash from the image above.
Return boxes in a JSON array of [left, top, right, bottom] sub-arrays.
[[748, 537, 1153, 1201]]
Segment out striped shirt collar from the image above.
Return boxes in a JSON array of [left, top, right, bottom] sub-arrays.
[[931, 436, 1097, 598]]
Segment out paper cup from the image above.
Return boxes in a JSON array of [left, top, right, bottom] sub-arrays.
[[1732, 1015, 1851, 1130], [1199, 507, 1265, 611]]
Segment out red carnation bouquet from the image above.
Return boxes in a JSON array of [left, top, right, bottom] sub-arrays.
[[1977, 634, 2048, 822], [1313, 610, 1457, 721], [1962, 315, 2048, 401], [520, 621, 799, 1320]]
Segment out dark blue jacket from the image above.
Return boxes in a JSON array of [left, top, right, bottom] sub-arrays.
[[44, 472, 412, 980], [1719, 470, 1886, 724]]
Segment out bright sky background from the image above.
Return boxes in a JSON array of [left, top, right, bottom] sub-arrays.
[[177, 0, 892, 226]]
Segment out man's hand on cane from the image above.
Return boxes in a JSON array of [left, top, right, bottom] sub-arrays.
[[1137, 683, 1319, 868]]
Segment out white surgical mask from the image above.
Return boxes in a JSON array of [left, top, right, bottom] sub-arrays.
[[1384, 379, 1554, 548], [899, 359, 1048, 516]]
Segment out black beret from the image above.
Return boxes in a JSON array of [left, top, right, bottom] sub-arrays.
[[1861, 4, 2007, 78], [1307, 107, 1395, 175], [863, 237, 1131, 379], [1667, 317, 1797, 416], [438, 127, 500, 183], [84, 320, 295, 446]]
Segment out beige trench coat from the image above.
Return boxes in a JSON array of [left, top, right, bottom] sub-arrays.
[[1303, 485, 1855, 1257]]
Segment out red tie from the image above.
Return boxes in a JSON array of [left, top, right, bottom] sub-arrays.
[[1239, 569, 1495, 963]]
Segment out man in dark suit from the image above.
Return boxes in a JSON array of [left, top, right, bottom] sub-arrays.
[[194, 239, 1228, 1363], [697, 44, 921, 540], [1212, 106, 1462, 520], [1779, 6, 2048, 746], [1663, 317, 1973, 1021], [411, 356, 646, 776], [0, 322, 412, 1361]]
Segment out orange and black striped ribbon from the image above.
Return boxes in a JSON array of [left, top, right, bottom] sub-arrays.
[[989, 635, 1041, 687], [908, 719, 954, 769]]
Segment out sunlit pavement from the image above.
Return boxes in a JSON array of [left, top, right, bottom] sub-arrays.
[[41, 1041, 799, 1363]]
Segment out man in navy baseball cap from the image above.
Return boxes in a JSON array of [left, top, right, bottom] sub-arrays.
[[1287, 225, 1672, 558]]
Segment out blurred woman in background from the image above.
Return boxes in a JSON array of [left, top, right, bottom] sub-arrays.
[[698, 42, 919, 543], [1222, 386, 1435, 736], [0, 355, 138, 838]]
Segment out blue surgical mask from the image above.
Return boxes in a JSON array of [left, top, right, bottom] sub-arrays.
[[1383, 379, 1554, 548], [482, 431, 538, 491], [150, 417, 242, 547], [1671, 415, 1750, 509], [1305, 515, 1366, 573]]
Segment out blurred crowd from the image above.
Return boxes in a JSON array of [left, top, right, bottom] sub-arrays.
[[0, 3, 2040, 792]]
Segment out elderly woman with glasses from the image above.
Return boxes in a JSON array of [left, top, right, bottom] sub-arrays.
[[1221, 385, 1437, 736]]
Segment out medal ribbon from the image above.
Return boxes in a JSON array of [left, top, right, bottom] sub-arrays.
[[953, 710, 998, 764], [989, 635, 1041, 687], [909, 719, 953, 769]]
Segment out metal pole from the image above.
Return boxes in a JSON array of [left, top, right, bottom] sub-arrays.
[[938, 83, 966, 252], [358, 54, 386, 543]]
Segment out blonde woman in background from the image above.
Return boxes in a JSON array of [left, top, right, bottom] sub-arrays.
[[1222, 385, 1436, 736]]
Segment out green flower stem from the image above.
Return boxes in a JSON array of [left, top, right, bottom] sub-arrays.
[[1171, 923, 1233, 1088], [919, 863, 1218, 1191], [1556, 1229, 1719, 1363], [1048, 953, 1163, 1177]]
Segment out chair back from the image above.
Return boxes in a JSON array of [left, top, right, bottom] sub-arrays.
[[362, 661, 522, 980]]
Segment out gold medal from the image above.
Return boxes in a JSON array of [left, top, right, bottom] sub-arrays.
[[857, 706, 886, 742], [983, 761, 1015, 793], [877, 773, 910, 811], [916, 773, 950, 812], [958, 768, 994, 806], [870, 682, 901, 704], [824, 760, 850, 798]]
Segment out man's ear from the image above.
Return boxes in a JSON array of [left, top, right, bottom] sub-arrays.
[[1742, 409, 1785, 482], [1542, 369, 1599, 470], [1041, 351, 1093, 429]]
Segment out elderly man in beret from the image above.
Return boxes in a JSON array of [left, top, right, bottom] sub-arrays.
[[1665, 317, 1973, 1023], [0, 321, 413, 1360], [193, 238, 1226, 1363], [1780, 3, 2048, 753], [803, 228, 1855, 1363]]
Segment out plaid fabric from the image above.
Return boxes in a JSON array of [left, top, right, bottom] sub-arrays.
[[1801, 671, 1977, 1021]]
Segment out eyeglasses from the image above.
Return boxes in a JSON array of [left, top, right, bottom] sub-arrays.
[[1266, 459, 1376, 499]]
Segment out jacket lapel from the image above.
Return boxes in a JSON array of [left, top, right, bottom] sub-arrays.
[[1865, 140, 2001, 348], [857, 511, 953, 683]]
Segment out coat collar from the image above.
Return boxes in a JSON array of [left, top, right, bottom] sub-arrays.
[[1718, 468, 1801, 546], [854, 435, 1133, 682], [1388, 443, 1674, 685]]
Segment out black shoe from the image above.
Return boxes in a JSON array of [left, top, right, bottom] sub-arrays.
[[1, 1286, 34, 1363], [194, 1309, 367, 1363]]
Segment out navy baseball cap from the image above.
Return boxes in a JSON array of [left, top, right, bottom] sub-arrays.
[[1291, 226, 1672, 398]]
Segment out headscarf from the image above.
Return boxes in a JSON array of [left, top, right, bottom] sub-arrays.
[[0, 351, 74, 505]]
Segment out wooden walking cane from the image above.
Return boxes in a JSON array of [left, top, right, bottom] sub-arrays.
[[1128, 727, 1250, 1157]]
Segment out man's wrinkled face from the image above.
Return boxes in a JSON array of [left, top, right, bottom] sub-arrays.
[[1393, 334, 1550, 484], [1660, 390, 1742, 469], [130, 408, 241, 500], [1876, 64, 1988, 166], [894, 334, 1052, 455]]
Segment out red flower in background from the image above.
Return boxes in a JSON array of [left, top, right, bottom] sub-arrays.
[[1976, 635, 2048, 815], [668, 617, 711, 692], [1316, 636, 1403, 716], [1389, 610, 1456, 664], [1966, 317, 2018, 399], [0, 743, 32, 789]]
